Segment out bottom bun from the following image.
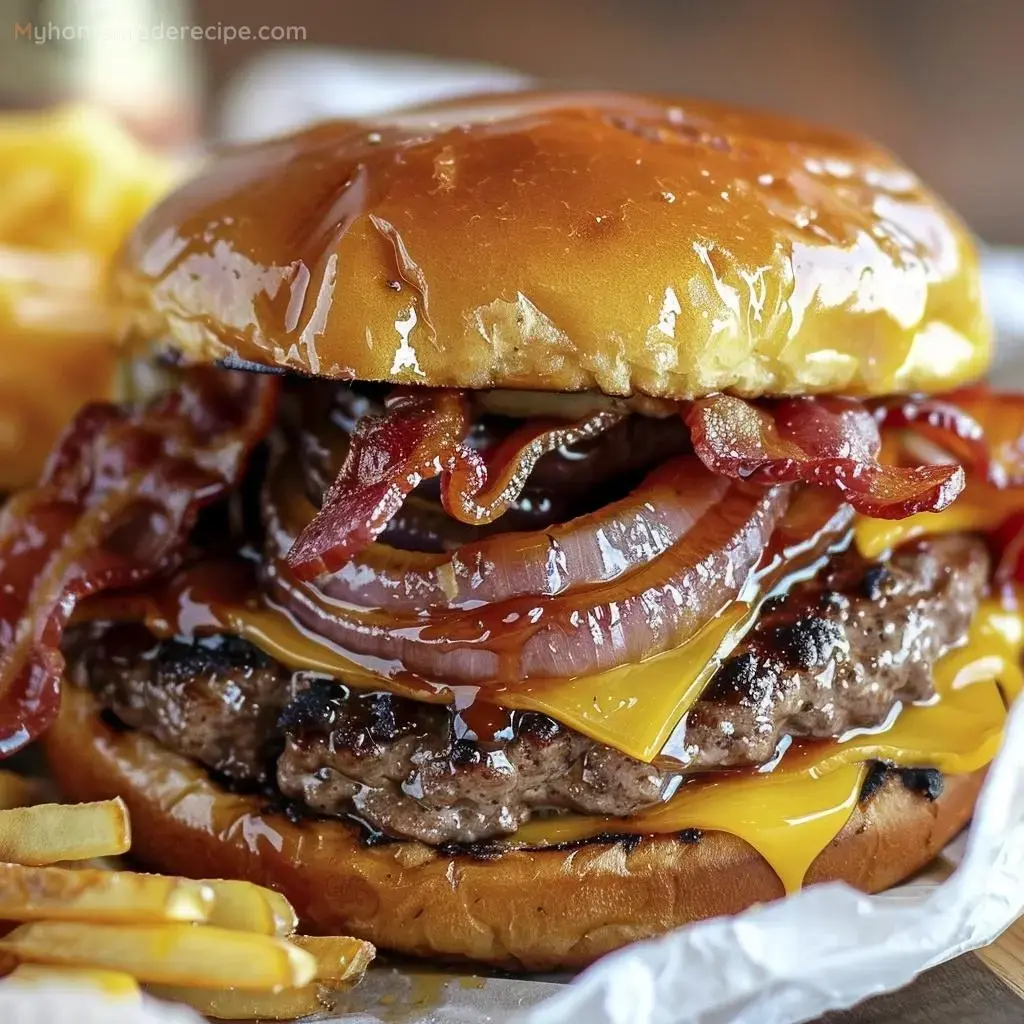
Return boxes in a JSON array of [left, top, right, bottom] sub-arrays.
[[45, 686, 984, 970]]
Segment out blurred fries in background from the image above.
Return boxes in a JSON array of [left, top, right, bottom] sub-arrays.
[[0, 105, 175, 491], [0, 773, 375, 1019]]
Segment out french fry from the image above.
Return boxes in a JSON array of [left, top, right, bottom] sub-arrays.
[[292, 935, 376, 986], [0, 770, 46, 810], [0, 106, 176, 491], [0, 798, 130, 864], [202, 879, 298, 937], [0, 862, 213, 924], [2, 963, 141, 1001], [149, 935, 376, 1017], [0, 920, 317, 990], [148, 983, 327, 1021]]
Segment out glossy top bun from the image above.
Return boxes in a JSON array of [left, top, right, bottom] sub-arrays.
[[117, 92, 989, 400], [46, 686, 983, 970]]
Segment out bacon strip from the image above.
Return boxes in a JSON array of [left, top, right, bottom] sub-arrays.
[[285, 389, 623, 580], [0, 369, 278, 755], [881, 389, 1024, 489], [286, 390, 475, 580], [686, 394, 965, 519], [439, 409, 624, 524]]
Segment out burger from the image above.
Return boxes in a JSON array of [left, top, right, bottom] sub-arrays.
[[1, 92, 1022, 971]]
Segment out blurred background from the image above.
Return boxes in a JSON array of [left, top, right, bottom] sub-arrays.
[[2, 0, 1022, 241]]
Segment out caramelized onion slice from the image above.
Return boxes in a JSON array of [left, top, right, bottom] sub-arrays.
[[0, 369, 278, 755], [267, 464, 790, 684], [267, 456, 732, 612], [687, 394, 965, 519], [285, 389, 624, 580]]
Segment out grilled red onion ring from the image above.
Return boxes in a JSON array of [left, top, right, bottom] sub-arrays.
[[265, 462, 789, 684], [265, 454, 737, 612]]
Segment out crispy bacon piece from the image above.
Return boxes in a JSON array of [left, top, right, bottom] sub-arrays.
[[881, 389, 1024, 488], [439, 410, 624, 524], [686, 394, 965, 518], [0, 369, 278, 755], [286, 390, 475, 580], [285, 389, 623, 580]]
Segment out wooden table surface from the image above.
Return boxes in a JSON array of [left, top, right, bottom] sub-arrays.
[[978, 915, 1024, 998]]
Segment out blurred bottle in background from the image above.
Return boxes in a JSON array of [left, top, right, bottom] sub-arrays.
[[1, 0, 201, 150]]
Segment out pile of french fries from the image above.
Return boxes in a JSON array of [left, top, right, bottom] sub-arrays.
[[0, 770, 374, 1020]]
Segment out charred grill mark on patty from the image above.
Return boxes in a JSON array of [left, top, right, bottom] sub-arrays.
[[64, 622, 290, 783], [684, 534, 989, 769], [63, 533, 988, 845], [275, 691, 678, 845]]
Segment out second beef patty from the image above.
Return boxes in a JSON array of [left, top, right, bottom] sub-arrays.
[[64, 533, 989, 844]]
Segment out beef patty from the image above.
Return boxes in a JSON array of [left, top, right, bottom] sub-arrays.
[[64, 533, 989, 845]]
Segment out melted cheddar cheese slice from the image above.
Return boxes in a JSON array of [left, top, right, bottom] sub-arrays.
[[854, 486, 1024, 560], [509, 630, 1015, 891], [497, 602, 754, 761], [133, 595, 758, 764]]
